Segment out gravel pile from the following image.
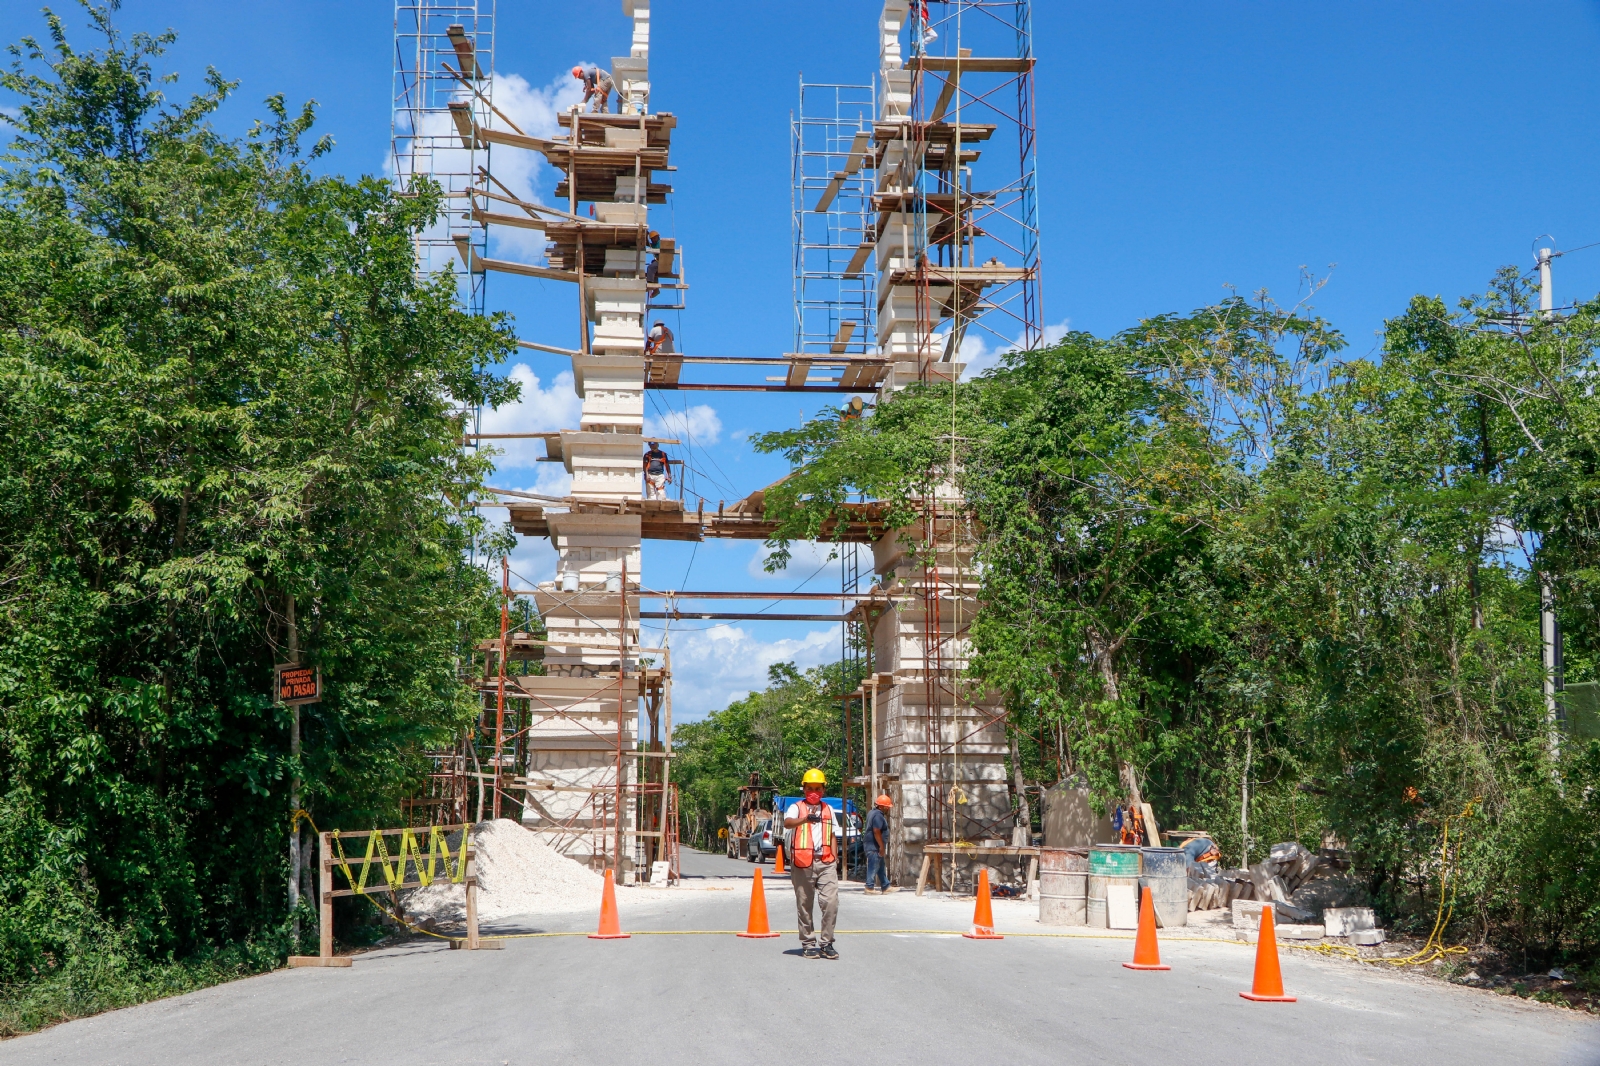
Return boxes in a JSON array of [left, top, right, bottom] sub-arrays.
[[400, 819, 606, 924]]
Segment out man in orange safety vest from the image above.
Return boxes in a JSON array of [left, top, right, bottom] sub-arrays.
[[783, 768, 842, 960]]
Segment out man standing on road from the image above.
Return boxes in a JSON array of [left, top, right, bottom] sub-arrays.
[[863, 793, 898, 895], [784, 769, 841, 960]]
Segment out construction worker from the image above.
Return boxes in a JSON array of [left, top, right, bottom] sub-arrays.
[[572, 64, 613, 113], [841, 396, 865, 424], [783, 768, 842, 959], [643, 441, 671, 501], [646, 320, 675, 356], [862, 793, 897, 894], [645, 230, 662, 298]]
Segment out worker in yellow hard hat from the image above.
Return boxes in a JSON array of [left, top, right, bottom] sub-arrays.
[[863, 793, 898, 895], [783, 768, 842, 959]]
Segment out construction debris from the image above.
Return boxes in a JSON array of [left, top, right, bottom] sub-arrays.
[[1188, 840, 1353, 913]]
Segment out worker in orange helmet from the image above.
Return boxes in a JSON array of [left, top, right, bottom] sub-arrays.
[[862, 793, 898, 895], [571, 64, 613, 113], [783, 768, 842, 959]]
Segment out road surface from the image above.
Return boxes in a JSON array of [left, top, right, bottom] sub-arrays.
[[3, 849, 1594, 1066]]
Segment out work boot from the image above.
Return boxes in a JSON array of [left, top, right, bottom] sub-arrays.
[[863, 887, 880, 895], [884, 886, 902, 893], [820, 944, 840, 960], [801, 945, 821, 960]]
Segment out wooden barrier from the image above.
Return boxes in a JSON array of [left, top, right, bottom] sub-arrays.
[[288, 825, 480, 968]]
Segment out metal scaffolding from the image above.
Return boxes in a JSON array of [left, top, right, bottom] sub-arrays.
[[902, 0, 1041, 369], [792, 80, 879, 361], [391, 0, 496, 318]]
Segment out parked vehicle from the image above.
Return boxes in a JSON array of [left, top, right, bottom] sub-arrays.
[[747, 818, 779, 862]]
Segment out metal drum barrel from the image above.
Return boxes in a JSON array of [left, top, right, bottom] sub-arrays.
[[1139, 846, 1188, 928], [1086, 847, 1141, 928], [1037, 847, 1089, 926]]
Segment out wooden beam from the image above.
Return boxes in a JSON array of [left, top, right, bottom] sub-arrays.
[[929, 49, 972, 122], [448, 103, 477, 149], [913, 55, 1033, 74], [830, 321, 858, 354], [642, 611, 848, 622], [470, 207, 546, 232], [445, 24, 482, 79], [517, 339, 584, 357], [814, 173, 846, 213], [842, 130, 873, 175], [844, 242, 874, 277]]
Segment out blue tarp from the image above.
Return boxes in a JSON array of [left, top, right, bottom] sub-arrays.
[[775, 795, 857, 816]]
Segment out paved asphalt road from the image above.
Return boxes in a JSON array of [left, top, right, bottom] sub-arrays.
[[3, 849, 1596, 1066]]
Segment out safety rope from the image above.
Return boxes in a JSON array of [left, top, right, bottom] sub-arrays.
[[290, 810, 473, 944]]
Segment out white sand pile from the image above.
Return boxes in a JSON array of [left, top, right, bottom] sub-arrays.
[[400, 819, 607, 924]]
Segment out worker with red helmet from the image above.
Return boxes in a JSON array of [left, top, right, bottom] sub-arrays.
[[863, 793, 898, 894], [571, 64, 613, 113]]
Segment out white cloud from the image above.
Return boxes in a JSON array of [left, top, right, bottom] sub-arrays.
[[747, 540, 844, 585], [478, 70, 587, 260], [654, 624, 839, 719], [389, 66, 586, 270], [645, 404, 722, 446], [477, 362, 581, 469], [957, 318, 1072, 380]]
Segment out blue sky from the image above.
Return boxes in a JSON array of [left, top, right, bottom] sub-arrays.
[[9, 1, 1600, 717]]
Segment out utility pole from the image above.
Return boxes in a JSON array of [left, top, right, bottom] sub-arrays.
[[1538, 246, 1554, 318], [1543, 574, 1564, 758], [1538, 246, 1563, 758]]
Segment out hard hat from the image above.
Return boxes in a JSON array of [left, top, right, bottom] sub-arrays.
[[571, 65, 584, 78], [802, 768, 826, 786], [875, 794, 892, 808]]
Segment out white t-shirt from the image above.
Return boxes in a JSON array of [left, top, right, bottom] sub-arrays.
[[785, 800, 843, 844]]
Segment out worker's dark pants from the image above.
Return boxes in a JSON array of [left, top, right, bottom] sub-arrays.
[[791, 859, 838, 947], [864, 851, 889, 890]]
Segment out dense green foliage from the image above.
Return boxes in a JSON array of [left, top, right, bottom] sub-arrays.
[[674, 661, 861, 850], [750, 281, 1600, 958], [0, 8, 515, 1025]]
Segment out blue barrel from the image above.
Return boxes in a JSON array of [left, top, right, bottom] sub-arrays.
[[1140, 846, 1188, 928]]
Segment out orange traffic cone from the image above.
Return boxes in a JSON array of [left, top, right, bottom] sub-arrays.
[[738, 867, 780, 938], [1240, 904, 1296, 1001], [1123, 885, 1170, 970], [588, 871, 630, 940], [962, 867, 1004, 940], [773, 843, 785, 874]]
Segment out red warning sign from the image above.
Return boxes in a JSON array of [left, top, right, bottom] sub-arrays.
[[275, 664, 322, 705]]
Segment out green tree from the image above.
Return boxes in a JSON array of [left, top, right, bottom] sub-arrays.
[[0, 3, 516, 1006]]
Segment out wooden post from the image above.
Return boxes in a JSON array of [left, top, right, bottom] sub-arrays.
[[916, 852, 932, 896], [659, 644, 674, 883], [319, 831, 333, 960], [466, 839, 481, 950], [614, 559, 628, 882], [493, 557, 508, 820]]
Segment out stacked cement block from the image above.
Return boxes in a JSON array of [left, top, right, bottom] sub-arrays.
[[490, 2, 663, 878], [868, 527, 1009, 888], [862, 4, 1009, 887]]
